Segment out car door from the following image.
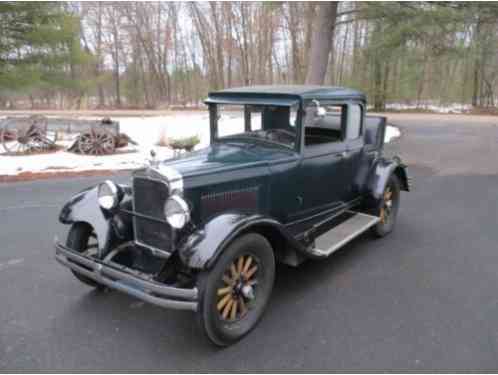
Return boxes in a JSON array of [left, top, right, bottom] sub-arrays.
[[342, 102, 366, 201], [299, 140, 350, 214], [285, 102, 351, 234]]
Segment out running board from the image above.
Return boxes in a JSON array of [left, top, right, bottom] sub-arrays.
[[311, 211, 380, 257]]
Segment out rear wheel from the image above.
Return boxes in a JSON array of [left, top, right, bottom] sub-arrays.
[[372, 174, 401, 237], [66, 223, 104, 289], [196, 233, 275, 346]]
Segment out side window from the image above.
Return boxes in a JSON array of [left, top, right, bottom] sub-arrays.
[[247, 106, 262, 131], [303, 102, 345, 147], [346, 104, 362, 140]]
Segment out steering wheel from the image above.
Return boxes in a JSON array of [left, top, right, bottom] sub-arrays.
[[265, 129, 295, 144]]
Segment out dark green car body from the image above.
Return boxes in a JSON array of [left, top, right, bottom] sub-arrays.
[[56, 85, 409, 313]]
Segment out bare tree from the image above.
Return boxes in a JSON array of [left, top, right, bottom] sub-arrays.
[[305, 2, 339, 85]]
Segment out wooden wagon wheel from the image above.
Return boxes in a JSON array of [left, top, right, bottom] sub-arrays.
[[77, 128, 116, 155], [0, 117, 56, 155]]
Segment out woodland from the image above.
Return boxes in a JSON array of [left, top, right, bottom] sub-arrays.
[[1, 2, 497, 111]]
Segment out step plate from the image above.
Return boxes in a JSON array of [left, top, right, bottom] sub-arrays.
[[312, 212, 380, 257]]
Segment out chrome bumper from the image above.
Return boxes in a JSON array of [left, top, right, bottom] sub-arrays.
[[54, 240, 198, 311]]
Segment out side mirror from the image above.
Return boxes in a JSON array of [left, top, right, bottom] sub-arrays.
[[312, 99, 326, 117]]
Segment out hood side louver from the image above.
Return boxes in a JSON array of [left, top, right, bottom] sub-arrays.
[[201, 186, 260, 220]]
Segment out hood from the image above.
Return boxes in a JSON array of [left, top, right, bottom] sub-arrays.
[[154, 141, 295, 180], [133, 142, 296, 224]]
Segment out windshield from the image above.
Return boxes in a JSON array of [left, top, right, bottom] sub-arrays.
[[214, 104, 298, 149]]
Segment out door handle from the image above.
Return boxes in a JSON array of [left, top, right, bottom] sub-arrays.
[[296, 196, 303, 207], [333, 151, 349, 159], [336, 151, 348, 158]]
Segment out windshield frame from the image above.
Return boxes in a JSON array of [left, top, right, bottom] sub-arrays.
[[208, 102, 302, 153]]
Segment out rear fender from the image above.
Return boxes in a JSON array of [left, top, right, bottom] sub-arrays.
[[178, 212, 306, 270], [368, 158, 410, 201]]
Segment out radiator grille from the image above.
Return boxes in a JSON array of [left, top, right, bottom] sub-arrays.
[[132, 177, 172, 251], [201, 186, 259, 219]]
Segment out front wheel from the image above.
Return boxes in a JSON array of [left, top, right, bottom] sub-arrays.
[[196, 233, 275, 346], [372, 174, 401, 237], [66, 223, 105, 290]]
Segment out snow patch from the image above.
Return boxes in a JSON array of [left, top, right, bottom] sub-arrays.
[[385, 102, 471, 114], [0, 258, 24, 271], [1, 113, 401, 176], [0, 114, 209, 176]]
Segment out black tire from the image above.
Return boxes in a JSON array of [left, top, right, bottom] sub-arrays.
[[66, 223, 104, 290], [196, 233, 275, 346], [372, 174, 401, 237]]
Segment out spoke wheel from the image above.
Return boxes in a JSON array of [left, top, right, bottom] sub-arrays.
[[372, 174, 400, 238], [77, 128, 116, 155], [197, 233, 275, 346], [216, 254, 259, 322], [1, 119, 55, 155], [379, 186, 393, 225]]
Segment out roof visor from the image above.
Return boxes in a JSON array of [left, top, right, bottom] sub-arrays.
[[205, 95, 299, 107]]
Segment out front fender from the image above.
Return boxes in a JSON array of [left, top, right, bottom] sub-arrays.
[[178, 212, 305, 270], [368, 157, 410, 200], [59, 185, 132, 254]]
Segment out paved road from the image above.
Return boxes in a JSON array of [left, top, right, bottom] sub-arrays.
[[1, 114, 498, 371]]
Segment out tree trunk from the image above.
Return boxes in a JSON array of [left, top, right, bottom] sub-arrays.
[[373, 57, 383, 111], [382, 62, 390, 111], [287, 3, 302, 83], [240, 3, 251, 85], [351, 6, 360, 85], [305, 2, 338, 85], [472, 19, 481, 107], [112, 29, 121, 107], [338, 21, 350, 85], [96, 2, 104, 108], [225, 3, 233, 87]]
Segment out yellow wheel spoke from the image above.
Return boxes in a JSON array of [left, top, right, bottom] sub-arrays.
[[230, 300, 238, 320], [222, 298, 234, 319], [230, 262, 238, 279], [217, 293, 232, 311], [217, 286, 232, 296], [242, 256, 252, 274], [222, 274, 233, 286], [244, 265, 258, 280], [237, 256, 244, 273]]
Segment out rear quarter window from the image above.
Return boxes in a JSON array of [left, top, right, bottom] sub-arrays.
[[346, 104, 362, 140]]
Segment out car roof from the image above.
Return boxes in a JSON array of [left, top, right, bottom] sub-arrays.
[[206, 85, 366, 105]]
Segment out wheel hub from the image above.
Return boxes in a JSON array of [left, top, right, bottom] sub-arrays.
[[241, 284, 255, 300]]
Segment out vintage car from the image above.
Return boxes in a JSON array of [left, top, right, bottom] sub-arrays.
[[55, 85, 410, 346]]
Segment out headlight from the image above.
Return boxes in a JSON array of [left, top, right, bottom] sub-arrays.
[[98, 180, 120, 210], [164, 195, 190, 229]]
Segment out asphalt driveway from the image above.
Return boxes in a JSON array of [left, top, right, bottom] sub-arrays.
[[1, 113, 498, 371]]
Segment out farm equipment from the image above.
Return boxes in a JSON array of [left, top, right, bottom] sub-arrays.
[[0, 116, 135, 156], [0, 115, 57, 155]]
